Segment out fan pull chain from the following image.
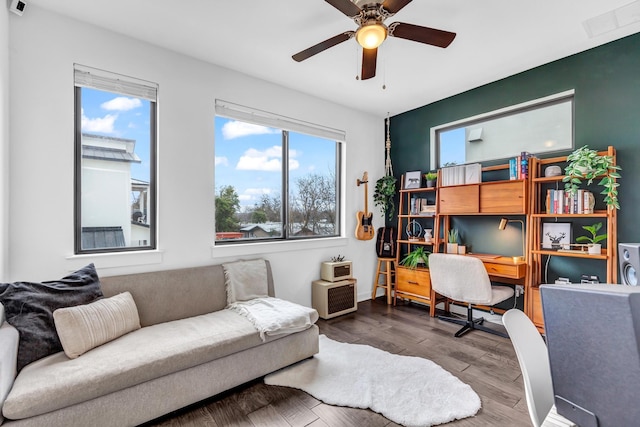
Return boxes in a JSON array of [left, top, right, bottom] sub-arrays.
[[381, 46, 387, 90], [355, 44, 360, 80]]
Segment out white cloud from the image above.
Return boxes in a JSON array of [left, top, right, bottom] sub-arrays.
[[222, 121, 278, 140], [238, 194, 252, 201], [237, 146, 280, 171], [81, 108, 117, 133], [101, 97, 142, 112], [245, 188, 272, 195], [236, 146, 300, 171], [215, 156, 229, 167]]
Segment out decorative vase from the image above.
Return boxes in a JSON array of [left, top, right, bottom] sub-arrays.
[[424, 229, 433, 243], [588, 243, 601, 255]]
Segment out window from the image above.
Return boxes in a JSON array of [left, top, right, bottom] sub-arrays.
[[431, 90, 574, 169], [74, 65, 157, 253], [214, 100, 342, 243]]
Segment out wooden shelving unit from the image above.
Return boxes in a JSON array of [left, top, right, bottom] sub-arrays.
[[394, 175, 443, 315], [527, 146, 618, 332]]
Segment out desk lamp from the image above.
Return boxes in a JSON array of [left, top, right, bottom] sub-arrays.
[[499, 218, 526, 262]]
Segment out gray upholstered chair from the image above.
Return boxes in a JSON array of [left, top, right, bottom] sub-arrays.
[[428, 253, 514, 338]]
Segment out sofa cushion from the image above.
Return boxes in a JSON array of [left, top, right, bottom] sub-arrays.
[[0, 264, 104, 371], [54, 292, 141, 359], [223, 259, 269, 304], [2, 309, 278, 420]]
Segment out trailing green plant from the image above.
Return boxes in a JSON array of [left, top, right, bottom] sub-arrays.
[[447, 228, 459, 244], [399, 246, 431, 269], [563, 145, 621, 210], [575, 222, 607, 245], [374, 175, 397, 221]]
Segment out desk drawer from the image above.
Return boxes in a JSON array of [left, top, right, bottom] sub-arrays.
[[483, 262, 522, 279], [396, 267, 431, 296]]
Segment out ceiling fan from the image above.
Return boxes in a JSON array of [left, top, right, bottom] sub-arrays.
[[292, 0, 457, 80]]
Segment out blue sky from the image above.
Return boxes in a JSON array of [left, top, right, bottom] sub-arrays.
[[439, 127, 465, 166], [80, 88, 151, 182], [81, 90, 337, 210], [214, 117, 337, 210]]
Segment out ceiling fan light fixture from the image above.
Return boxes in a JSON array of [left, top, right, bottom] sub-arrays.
[[356, 22, 387, 49]]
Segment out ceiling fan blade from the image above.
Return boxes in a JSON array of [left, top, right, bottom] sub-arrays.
[[292, 32, 354, 62], [389, 22, 456, 48], [361, 48, 377, 80], [325, 0, 361, 18], [382, 0, 413, 14]]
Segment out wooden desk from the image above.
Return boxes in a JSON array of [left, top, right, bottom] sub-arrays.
[[467, 253, 527, 281]]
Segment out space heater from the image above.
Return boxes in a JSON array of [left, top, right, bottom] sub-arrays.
[[312, 279, 357, 319]]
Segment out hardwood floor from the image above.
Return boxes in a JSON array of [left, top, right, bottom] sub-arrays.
[[145, 299, 531, 427]]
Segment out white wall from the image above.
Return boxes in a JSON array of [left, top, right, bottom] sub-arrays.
[[0, 3, 9, 282], [7, 6, 385, 305]]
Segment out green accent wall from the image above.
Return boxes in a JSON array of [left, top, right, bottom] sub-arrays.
[[390, 32, 640, 283]]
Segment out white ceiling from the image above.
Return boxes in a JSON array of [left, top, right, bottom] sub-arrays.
[[25, 0, 640, 118]]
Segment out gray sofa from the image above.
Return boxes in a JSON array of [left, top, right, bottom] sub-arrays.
[[0, 261, 319, 426]]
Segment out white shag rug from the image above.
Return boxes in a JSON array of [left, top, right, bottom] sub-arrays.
[[264, 335, 481, 427]]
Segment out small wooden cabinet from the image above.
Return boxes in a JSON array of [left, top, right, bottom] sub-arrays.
[[438, 185, 479, 214], [395, 266, 444, 317], [479, 180, 527, 214], [438, 180, 526, 215]]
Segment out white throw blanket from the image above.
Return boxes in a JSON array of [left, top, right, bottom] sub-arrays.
[[228, 297, 319, 340]]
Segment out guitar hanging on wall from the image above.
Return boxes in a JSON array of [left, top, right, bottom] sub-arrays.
[[356, 171, 374, 240]]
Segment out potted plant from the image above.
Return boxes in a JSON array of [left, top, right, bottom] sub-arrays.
[[399, 246, 430, 269], [576, 222, 607, 255], [424, 171, 438, 188], [563, 145, 621, 210], [446, 228, 459, 254], [374, 175, 397, 221]]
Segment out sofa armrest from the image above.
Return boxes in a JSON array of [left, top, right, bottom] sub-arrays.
[[0, 319, 19, 425]]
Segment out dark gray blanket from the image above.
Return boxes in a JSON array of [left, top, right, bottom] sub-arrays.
[[0, 263, 103, 371]]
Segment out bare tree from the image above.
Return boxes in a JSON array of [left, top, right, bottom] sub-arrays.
[[290, 173, 336, 235]]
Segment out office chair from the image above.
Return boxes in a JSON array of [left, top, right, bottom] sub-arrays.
[[503, 309, 554, 427], [428, 253, 514, 338]]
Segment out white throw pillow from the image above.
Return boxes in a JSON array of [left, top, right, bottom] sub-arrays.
[[223, 259, 269, 305], [53, 292, 141, 359]]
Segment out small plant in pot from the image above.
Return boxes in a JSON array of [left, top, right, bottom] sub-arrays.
[[399, 246, 430, 269], [446, 228, 459, 254], [563, 145, 621, 210], [575, 222, 607, 255], [374, 175, 397, 221], [424, 171, 438, 188]]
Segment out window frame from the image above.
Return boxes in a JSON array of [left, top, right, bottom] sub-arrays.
[[73, 66, 158, 254], [214, 101, 344, 245]]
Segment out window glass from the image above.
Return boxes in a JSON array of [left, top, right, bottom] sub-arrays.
[[74, 70, 157, 253], [214, 116, 340, 243]]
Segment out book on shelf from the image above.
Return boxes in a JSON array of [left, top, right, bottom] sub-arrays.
[[411, 197, 434, 215], [546, 189, 594, 214]]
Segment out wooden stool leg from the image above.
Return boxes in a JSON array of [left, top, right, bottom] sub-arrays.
[[371, 259, 383, 300], [385, 260, 392, 305]]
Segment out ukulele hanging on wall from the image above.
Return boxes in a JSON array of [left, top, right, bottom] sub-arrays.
[[355, 171, 374, 240]]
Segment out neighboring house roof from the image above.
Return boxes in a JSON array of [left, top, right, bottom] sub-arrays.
[[82, 146, 141, 162], [240, 223, 282, 233], [81, 226, 125, 249], [81, 133, 141, 163]]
